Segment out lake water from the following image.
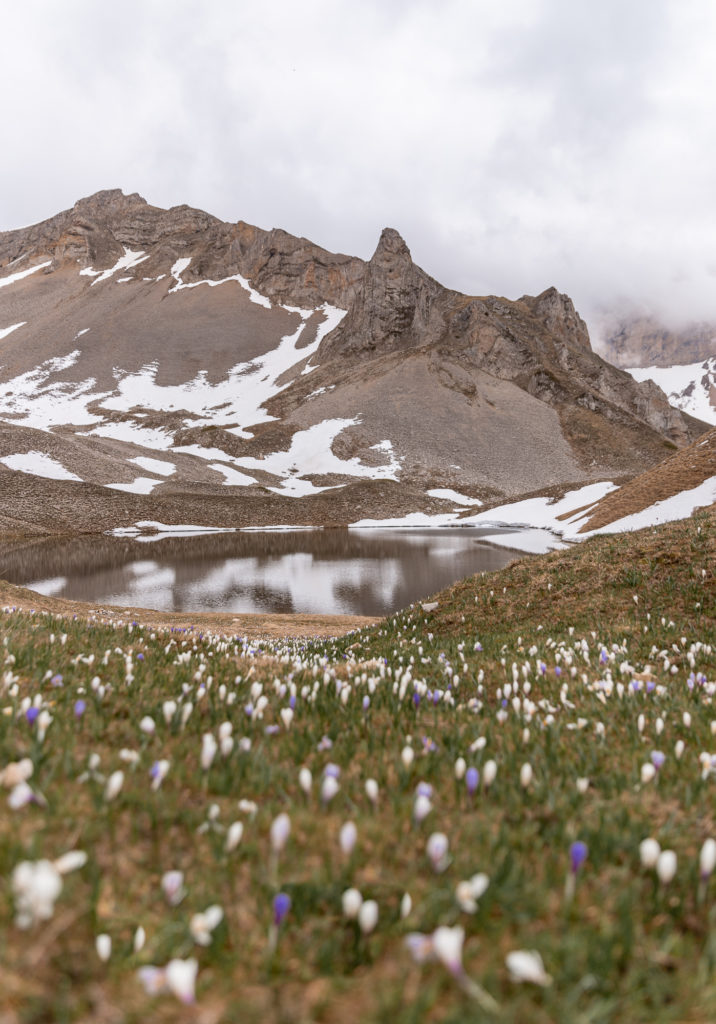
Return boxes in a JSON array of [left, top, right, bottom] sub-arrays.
[[1, 528, 529, 616]]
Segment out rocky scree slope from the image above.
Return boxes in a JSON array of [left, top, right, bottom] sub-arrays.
[[0, 190, 708, 535]]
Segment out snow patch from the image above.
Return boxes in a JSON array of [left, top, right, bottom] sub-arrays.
[[0, 451, 82, 482], [627, 360, 716, 425], [129, 456, 176, 477], [427, 488, 483, 507], [208, 463, 256, 487], [104, 477, 163, 495]]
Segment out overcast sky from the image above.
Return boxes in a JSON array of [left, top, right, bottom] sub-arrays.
[[2, 0, 716, 331]]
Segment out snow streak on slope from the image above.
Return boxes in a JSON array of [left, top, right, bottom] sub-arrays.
[[0, 322, 26, 340], [80, 248, 150, 285], [169, 257, 272, 307], [627, 359, 716, 425], [0, 261, 52, 289]]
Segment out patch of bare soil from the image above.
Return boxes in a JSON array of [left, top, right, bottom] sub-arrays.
[[0, 580, 376, 639], [579, 427, 715, 532]]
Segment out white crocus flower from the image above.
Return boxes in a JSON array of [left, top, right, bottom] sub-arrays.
[[104, 770, 124, 802], [96, 933, 112, 961], [339, 821, 357, 856], [455, 873, 489, 913], [200, 734, 217, 771], [298, 767, 312, 794], [161, 870, 186, 906], [639, 838, 661, 869], [342, 887, 363, 919], [358, 899, 378, 934], [270, 813, 291, 853], [506, 949, 552, 986], [189, 905, 223, 946], [225, 821, 244, 852], [656, 850, 677, 884], [426, 832, 450, 873]]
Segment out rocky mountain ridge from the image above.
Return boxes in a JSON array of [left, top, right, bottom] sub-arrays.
[[0, 190, 709, 536]]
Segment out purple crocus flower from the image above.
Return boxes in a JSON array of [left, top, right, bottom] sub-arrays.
[[273, 892, 291, 926], [289, 695, 296, 710], [465, 767, 479, 795], [651, 750, 666, 770], [74, 700, 87, 717], [570, 841, 588, 874], [50, 674, 63, 687], [26, 707, 39, 725], [413, 692, 420, 708], [555, 666, 562, 677]]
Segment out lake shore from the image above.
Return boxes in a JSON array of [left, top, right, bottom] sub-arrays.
[[0, 579, 376, 638]]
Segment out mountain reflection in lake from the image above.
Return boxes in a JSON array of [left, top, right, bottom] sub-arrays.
[[1, 528, 528, 616]]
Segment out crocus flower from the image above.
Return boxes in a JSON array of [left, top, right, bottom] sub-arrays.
[[570, 841, 588, 873], [104, 770, 124, 802], [96, 933, 112, 961], [161, 870, 186, 906], [74, 700, 86, 718], [321, 775, 340, 804], [225, 821, 244, 852], [426, 832, 450, 873], [273, 892, 291, 927], [365, 778, 379, 805], [506, 949, 552, 986], [342, 887, 363, 919], [190, 905, 223, 946], [483, 760, 497, 788], [358, 899, 378, 934], [465, 767, 479, 795], [339, 821, 357, 856], [200, 734, 217, 771], [520, 763, 533, 789], [138, 958, 198, 1004], [455, 873, 489, 913], [413, 793, 432, 823], [150, 759, 170, 790], [656, 850, 677, 885], [700, 838, 716, 881], [639, 838, 661, 869], [298, 767, 312, 794], [270, 813, 291, 853]]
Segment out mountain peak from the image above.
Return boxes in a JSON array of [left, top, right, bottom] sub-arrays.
[[372, 227, 411, 262]]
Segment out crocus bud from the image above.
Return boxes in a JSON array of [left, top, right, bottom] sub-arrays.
[[96, 933, 112, 961], [656, 849, 677, 885], [401, 745, 414, 770], [400, 891, 412, 918], [200, 734, 217, 771], [358, 899, 378, 934], [270, 813, 291, 853], [520, 763, 533, 789], [225, 821, 244, 852], [413, 793, 432, 823], [700, 838, 716, 880], [454, 757, 466, 780], [639, 838, 661, 869], [365, 778, 379, 804], [342, 887, 363, 919], [570, 841, 588, 874], [298, 767, 312, 794], [339, 821, 358, 856], [465, 767, 479, 795], [139, 716, 156, 735], [426, 832, 450, 873], [483, 760, 497, 788], [321, 775, 339, 804], [104, 770, 124, 802]]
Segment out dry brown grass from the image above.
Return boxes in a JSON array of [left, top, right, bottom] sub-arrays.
[[580, 428, 715, 532]]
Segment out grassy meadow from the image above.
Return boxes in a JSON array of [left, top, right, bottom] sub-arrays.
[[0, 510, 715, 1023]]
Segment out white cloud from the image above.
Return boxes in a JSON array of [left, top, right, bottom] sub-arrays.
[[2, 0, 716, 328]]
